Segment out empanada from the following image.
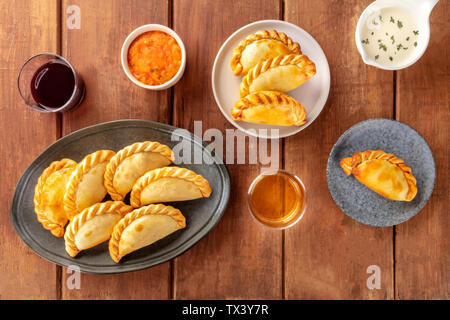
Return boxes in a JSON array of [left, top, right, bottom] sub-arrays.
[[109, 204, 186, 263], [240, 54, 316, 97], [340, 150, 417, 201], [64, 150, 116, 219], [231, 91, 307, 126], [230, 30, 301, 76], [104, 141, 174, 201], [130, 166, 212, 207], [64, 201, 132, 257], [34, 159, 77, 237]]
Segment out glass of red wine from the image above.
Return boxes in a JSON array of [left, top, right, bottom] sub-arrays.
[[18, 53, 85, 113]]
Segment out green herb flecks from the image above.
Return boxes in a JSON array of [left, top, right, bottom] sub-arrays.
[[375, 55, 379, 60], [371, 32, 374, 35], [379, 15, 383, 22], [378, 42, 387, 51], [414, 41, 417, 47], [397, 43, 403, 51], [361, 38, 369, 45], [397, 20, 403, 28], [391, 35, 395, 44], [413, 30, 419, 35], [406, 36, 410, 41], [389, 56, 393, 61], [390, 16, 395, 23]]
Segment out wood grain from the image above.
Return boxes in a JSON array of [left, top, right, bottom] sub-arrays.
[[0, 0, 59, 299], [395, 1, 450, 300], [172, 0, 283, 299], [60, 0, 172, 299], [283, 0, 394, 299]]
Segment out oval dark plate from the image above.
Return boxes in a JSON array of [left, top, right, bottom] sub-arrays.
[[11, 119, 230, 273], [327, 118, 435, 227]]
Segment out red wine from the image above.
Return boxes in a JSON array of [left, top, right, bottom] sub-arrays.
[[30, 61, 75, 109]]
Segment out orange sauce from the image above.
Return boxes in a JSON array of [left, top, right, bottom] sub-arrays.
[[248, 171, 305, 228], [127, 31, 182, 86]]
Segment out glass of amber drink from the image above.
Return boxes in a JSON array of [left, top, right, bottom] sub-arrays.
[[247, 170, 306, 229]]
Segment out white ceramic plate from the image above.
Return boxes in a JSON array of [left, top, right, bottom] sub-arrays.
[[212, 20, 331, 139]]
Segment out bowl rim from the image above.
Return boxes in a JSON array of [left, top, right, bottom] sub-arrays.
[[120, 24, 186, 90]]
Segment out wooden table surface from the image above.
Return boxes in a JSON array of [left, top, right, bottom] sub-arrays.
[[0, 0, 448, 300]]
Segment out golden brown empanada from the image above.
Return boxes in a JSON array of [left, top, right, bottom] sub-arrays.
[[34, 159, 77, 237], [64, 201, 132, 257], [104, 141, 174, 201], [340, 150, 417, 201], [230, 30, 301, 76], [130, 166, 212, 207], [109, 204, 186, 263], [232, 91, 307, 126], [64, 150, 116, 219], [240, 54, 316, 97]]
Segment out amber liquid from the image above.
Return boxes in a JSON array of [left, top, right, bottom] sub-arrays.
[[248, 171, 305, 228]]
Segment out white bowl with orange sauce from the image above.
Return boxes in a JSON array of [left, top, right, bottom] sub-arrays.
[[121, 24, 186, 90]]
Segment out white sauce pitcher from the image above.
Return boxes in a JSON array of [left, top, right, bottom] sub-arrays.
[[355, 0, 439, 70]]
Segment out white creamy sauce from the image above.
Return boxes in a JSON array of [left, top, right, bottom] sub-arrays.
[[361, 7, 419, 66]]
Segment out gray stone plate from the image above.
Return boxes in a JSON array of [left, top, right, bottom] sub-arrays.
[[327, 118, 435, 227], [11, 119, 230, 274]]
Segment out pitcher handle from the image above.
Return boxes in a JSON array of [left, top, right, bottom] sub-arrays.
[[405, 0, 439, 16]]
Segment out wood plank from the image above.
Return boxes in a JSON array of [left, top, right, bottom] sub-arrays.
[[0, 0, 59, 299], [172, 0, 283, 299], [395, 1, 449, 300], [60, 0, 172, 299], [283, 0, 394, 299]]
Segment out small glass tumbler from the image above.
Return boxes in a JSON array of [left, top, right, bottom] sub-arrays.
[[247, 169, 307, 229], [17, 53, 85, 113]]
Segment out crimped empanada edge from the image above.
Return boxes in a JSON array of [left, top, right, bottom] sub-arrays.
[[63, 150, 116, 220], [129, 166, 212, 207], [64, 201, 132, 257], [104, 141, 175, 201], [230, 29, 302, 76], [109, 204, 186, 263], [231, 91, 307, 126], [339, 149, 418, 201], [34, 158, 77, 237], [240, 53, 316, 97]]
